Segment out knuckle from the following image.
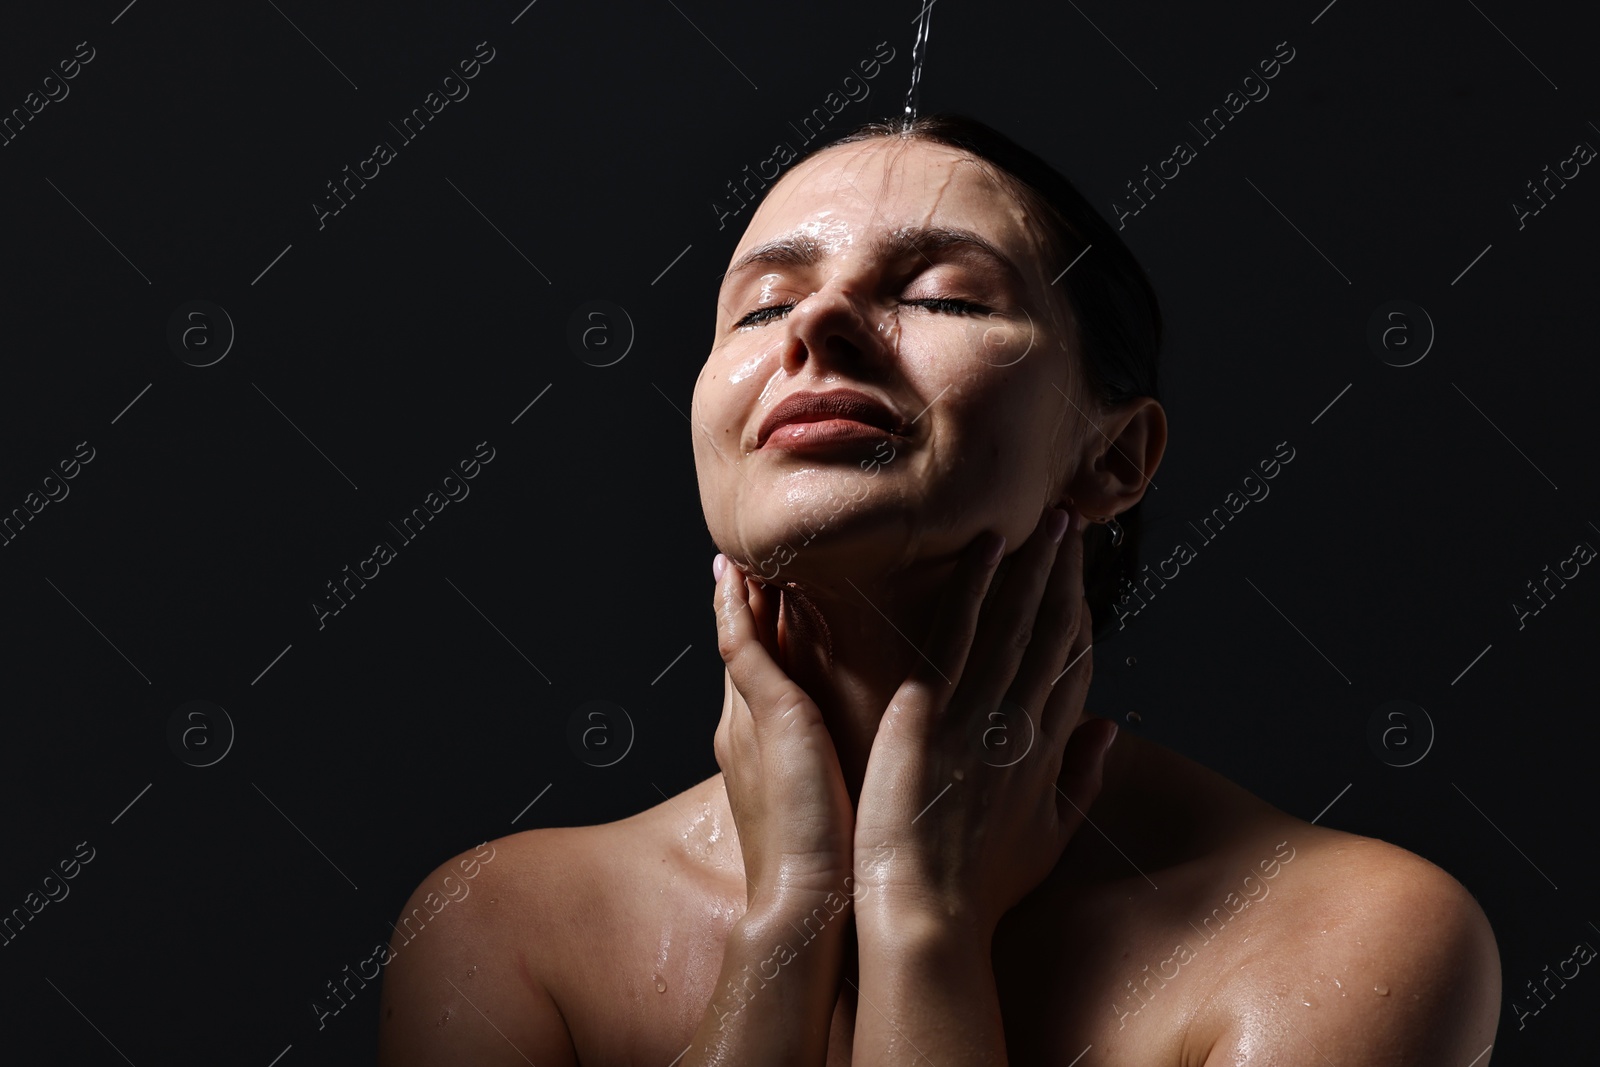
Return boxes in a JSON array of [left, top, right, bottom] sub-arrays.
[[715, 625, 744, 663], [1010, 621, 1034, 651], [1044, 592, 1077, 634], [769, 688, 813, 723]]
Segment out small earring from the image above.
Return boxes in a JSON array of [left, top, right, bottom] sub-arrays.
[[1104, 516, 1124, 547]]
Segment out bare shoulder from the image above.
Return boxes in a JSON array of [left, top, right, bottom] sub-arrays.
[[1200, 824, 1502, 1066], [376, 776, 732, 1067], [375, 827, 587, 1066]]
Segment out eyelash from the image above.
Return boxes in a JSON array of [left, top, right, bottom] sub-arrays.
[[734, 297, 987, 330]]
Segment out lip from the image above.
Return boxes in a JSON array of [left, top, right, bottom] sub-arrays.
[[756, 388, 904, 449], [761, 419, 899, 451]]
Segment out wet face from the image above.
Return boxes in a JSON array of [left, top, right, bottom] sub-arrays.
[[691, 136, 1095, 586]]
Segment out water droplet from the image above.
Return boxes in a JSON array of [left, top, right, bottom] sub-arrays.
[[438, 1008, 452, 1027], [1374, 984, 1390, 996], [1125, 710, 1142, 725], [1335, 848, 1345, 854], [655, 977, 668, 993], [465, 965, 478, 979], [1125, 656, 1137, 667], [952, 768, 965, 780], [1301, 997, 1317, 1009]]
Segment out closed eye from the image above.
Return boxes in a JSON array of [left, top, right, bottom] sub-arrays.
[[734, 304, 793, 329], [734, 297, 989, 330]]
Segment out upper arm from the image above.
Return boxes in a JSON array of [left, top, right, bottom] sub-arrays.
[[377, 836, 580, 1067], [1202, 850, 1501, 1067]]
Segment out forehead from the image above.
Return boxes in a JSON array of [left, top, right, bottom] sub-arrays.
[[729, 137, 1041, 270]]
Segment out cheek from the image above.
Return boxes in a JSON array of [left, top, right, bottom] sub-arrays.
[[928, 371, 1059, 485], [689, 372, 709, 425], [689, 378, 728, 461], [911, 327, 1040, 416], [977, 314, 1039, 369], [692, 363, 730, 415], [910, 316, 1039, 384], [700, 338, 785, 414], [723, 336, 783, 386]]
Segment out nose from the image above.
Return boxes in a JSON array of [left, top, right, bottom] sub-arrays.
[[778, 279, 884, 376]]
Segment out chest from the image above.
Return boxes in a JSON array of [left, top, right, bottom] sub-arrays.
[[570, 881, 1242, 1067], [687, 901, 1230, 1067]]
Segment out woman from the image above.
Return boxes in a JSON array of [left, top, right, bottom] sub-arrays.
[[377, 114, 1501, 1065]]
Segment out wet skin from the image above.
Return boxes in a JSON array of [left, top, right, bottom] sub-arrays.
[[377, 137, 1501, 1066], [376, 748, 1500, 1065]]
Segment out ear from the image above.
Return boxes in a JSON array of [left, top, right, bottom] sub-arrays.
[[1061, 397, 1167, 519]]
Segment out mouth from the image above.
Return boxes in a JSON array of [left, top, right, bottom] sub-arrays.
[[760, 419, 901, 451], [756, 388, 905, 449]]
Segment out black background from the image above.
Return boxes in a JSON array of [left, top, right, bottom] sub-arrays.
[[1, 0, 1595, 1063]]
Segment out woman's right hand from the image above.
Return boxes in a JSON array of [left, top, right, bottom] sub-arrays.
[[712, 553, 856, 910]]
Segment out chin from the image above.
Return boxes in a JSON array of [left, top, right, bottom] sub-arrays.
[[722, 510, 892, 586], [725, 503, 972, 593]]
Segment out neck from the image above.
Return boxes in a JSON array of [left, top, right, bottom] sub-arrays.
[[772, 576, 927, 803], [736, 554, 1095, 804]]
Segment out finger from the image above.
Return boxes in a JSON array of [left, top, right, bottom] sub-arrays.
[[747, 570, 780, 661], [950, 506, 1070, 720], [1039, 595, 1094, 743], [714, 558, 811, 723], [1054, 717, 1116, 852], [898, 530, 1007, 698], [1009, 508, 1089, 718]]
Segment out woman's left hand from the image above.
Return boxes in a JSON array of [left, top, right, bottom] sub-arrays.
[[851, 504, 1119, 941]]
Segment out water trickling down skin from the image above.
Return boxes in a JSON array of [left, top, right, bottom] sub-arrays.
[[729, 215, 863, 398], [654, 926, 672, 992], [693, 135, 1083, 617]]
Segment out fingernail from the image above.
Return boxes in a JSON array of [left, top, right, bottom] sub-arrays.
[[1047, 507, 1070, 543], [712, 553, 727, 582]]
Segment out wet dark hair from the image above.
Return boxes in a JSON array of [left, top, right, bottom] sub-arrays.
[[764, 112, 1164, 642]]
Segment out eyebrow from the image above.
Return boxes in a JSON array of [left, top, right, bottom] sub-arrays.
[[722, 225, 1027, 288]]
